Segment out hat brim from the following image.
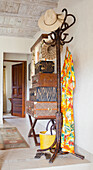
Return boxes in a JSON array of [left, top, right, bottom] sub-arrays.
[[38, 15, 64, 32]]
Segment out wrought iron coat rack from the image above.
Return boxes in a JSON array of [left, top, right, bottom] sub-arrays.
[[37, 8, 84, 163]]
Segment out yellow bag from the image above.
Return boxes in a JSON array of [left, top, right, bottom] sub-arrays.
[[39, 131, 56, 149]]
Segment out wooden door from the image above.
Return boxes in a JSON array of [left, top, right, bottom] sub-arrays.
[[12, 63, 25, 117]]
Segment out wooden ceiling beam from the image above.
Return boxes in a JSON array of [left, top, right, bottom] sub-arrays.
[[0, 0, 58, 38]]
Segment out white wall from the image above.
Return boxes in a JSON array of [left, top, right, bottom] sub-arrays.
[[0, 52, 3, 124], [5, 63, 12, 112], [0, 36, 33, 54], [4, 53, 28, 60], [57, 0, 93, 155], [27, 54, 32, 100]]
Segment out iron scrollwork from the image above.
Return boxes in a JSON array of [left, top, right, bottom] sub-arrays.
[[43, 8, 76, 46]]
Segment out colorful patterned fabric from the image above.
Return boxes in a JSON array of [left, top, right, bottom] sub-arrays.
[[61, 50, 76, 154]]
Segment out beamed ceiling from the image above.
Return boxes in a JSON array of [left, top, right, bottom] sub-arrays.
[[0, 0, 59, 38]]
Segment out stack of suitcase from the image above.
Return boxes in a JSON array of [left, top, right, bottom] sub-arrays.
[[26, 60, 57, 119]]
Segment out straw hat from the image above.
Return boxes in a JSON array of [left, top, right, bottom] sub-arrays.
[[41, 40, 63, 59], [38, 9, 64, 32]]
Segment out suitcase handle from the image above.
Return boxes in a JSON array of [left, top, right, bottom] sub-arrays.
[[46, 119, 56, 135]]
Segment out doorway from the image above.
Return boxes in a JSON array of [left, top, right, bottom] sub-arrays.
[[3, 59, 27, 118]]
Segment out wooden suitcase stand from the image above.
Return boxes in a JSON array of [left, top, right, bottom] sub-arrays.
[[26, 101, 56, 146]]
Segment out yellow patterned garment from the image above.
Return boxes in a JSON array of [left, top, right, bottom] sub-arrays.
[[61, 50, 76, 154]]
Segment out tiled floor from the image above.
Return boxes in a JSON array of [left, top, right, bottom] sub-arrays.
[[0, 114, 91, 170]]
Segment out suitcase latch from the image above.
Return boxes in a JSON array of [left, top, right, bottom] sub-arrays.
[[41, 67, 45, 70], [48, 108, 52, 112]]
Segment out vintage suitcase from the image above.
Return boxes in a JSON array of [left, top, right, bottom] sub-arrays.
[[25, 101, 57, 119], [29, 87, 57, 101], [35, 61, 54, 74], [32, 73, 57, 88]]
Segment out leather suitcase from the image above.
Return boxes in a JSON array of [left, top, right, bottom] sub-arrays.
[[32, 73, 57, 88], [29, 87, 57, 101], [25, 101, 57, 118], [35, 61, 54, 74]]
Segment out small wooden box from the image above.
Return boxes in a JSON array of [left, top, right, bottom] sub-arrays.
[[35, 61, 54, 74]]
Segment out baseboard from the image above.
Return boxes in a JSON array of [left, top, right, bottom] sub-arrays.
[[75, 144, 93, 163], [0, 119, 3, 125], [26, 163, 93, 170]]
